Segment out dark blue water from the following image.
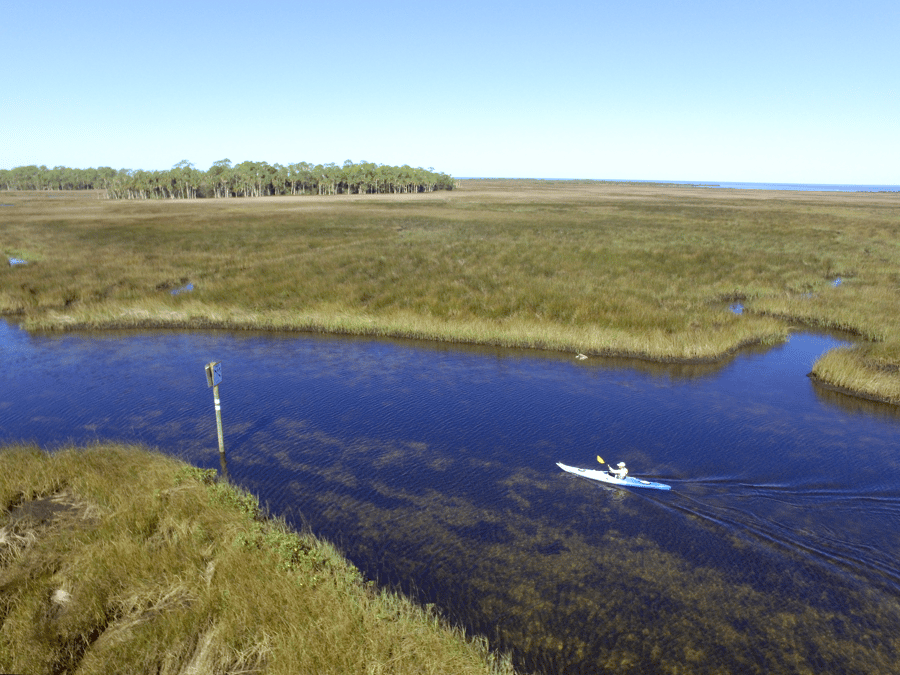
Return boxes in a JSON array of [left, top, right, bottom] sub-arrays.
[[708, 181, 900, 192], [2, 320, 900, 674], [625, 180, 900, 192], [467, 178, 900, 192]]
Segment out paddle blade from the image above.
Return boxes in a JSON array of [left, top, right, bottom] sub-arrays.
[[597, 455, 604, 464]]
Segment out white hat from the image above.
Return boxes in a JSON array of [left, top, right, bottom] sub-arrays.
[[617, 462, 625, 467]]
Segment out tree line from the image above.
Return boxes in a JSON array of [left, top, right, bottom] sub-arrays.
[[0, 160, 456, 199]]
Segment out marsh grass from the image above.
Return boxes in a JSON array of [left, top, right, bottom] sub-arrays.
[[809, 345, 900, 404], [752, 274, 900, 403], [0, 443, 514, 675], [1, 182, 898, 390]]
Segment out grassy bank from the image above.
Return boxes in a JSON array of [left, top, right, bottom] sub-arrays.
[[1, 181, 898, 396], [0, 443, 514, 675]]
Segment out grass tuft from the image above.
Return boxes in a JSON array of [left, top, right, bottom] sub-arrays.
[[809, 344, 900, 404], [0, 443, 515, 675]]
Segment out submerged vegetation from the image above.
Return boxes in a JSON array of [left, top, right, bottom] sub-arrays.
[[1, 179, 899, 672], [325, 453, 900, 674], [0, 443, 514, 675], [0, 180, 898, 402]]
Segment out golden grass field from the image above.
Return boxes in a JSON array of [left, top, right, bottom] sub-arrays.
[[0, 443, 515, 674], [1, 182, 898, 671], [1, 180, 898, 401]]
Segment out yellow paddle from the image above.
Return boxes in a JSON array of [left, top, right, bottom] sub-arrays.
[[597, 456, 605, 464]]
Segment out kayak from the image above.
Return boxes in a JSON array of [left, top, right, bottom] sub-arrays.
[[557, 462, 671, 491]]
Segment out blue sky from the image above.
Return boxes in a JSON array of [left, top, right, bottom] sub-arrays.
[[3, 0, 898, 183]]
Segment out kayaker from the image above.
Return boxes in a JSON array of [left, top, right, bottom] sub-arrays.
[[609, 462, 628, 480]]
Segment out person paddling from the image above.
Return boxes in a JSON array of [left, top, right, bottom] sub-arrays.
[[597, 456, 628, 480], [609, 462, 628, 480]]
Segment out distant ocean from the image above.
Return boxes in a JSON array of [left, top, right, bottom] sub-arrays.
[[463, 178, 899, 193], [651, 180, 899, 192]]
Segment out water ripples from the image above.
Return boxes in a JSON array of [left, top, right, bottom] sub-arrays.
[[2, 321, 900, 673], [663, 478, 900, 595]]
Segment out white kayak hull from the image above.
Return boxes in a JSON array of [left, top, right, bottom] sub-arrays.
[[557, 462, 671, 491]]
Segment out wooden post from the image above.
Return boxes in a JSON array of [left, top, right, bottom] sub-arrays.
[[205, 361, 229, 482]]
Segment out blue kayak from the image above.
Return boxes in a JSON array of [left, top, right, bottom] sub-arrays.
[[557, 462, 671, 491]]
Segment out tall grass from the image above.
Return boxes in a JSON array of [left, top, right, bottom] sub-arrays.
[[0, 443, 514, 674], [809, 344, 900, 404], [1, 182, 898, 393]]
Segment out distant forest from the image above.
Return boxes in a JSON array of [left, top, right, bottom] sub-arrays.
[[0, 160, 456, 199]]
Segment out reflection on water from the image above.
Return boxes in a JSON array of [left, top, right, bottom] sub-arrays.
[[812, 381, 900, 419], [2, 321, 900, 673]]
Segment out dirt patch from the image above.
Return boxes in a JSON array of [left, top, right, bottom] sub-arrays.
[[6, 488, 97, 527], [1, 489, 99, 566]]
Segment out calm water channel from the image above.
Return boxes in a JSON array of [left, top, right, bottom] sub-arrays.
[[2, 319, 900, 674]]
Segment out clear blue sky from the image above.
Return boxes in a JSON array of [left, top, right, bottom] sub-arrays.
[[3, 0, 898, 184]]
